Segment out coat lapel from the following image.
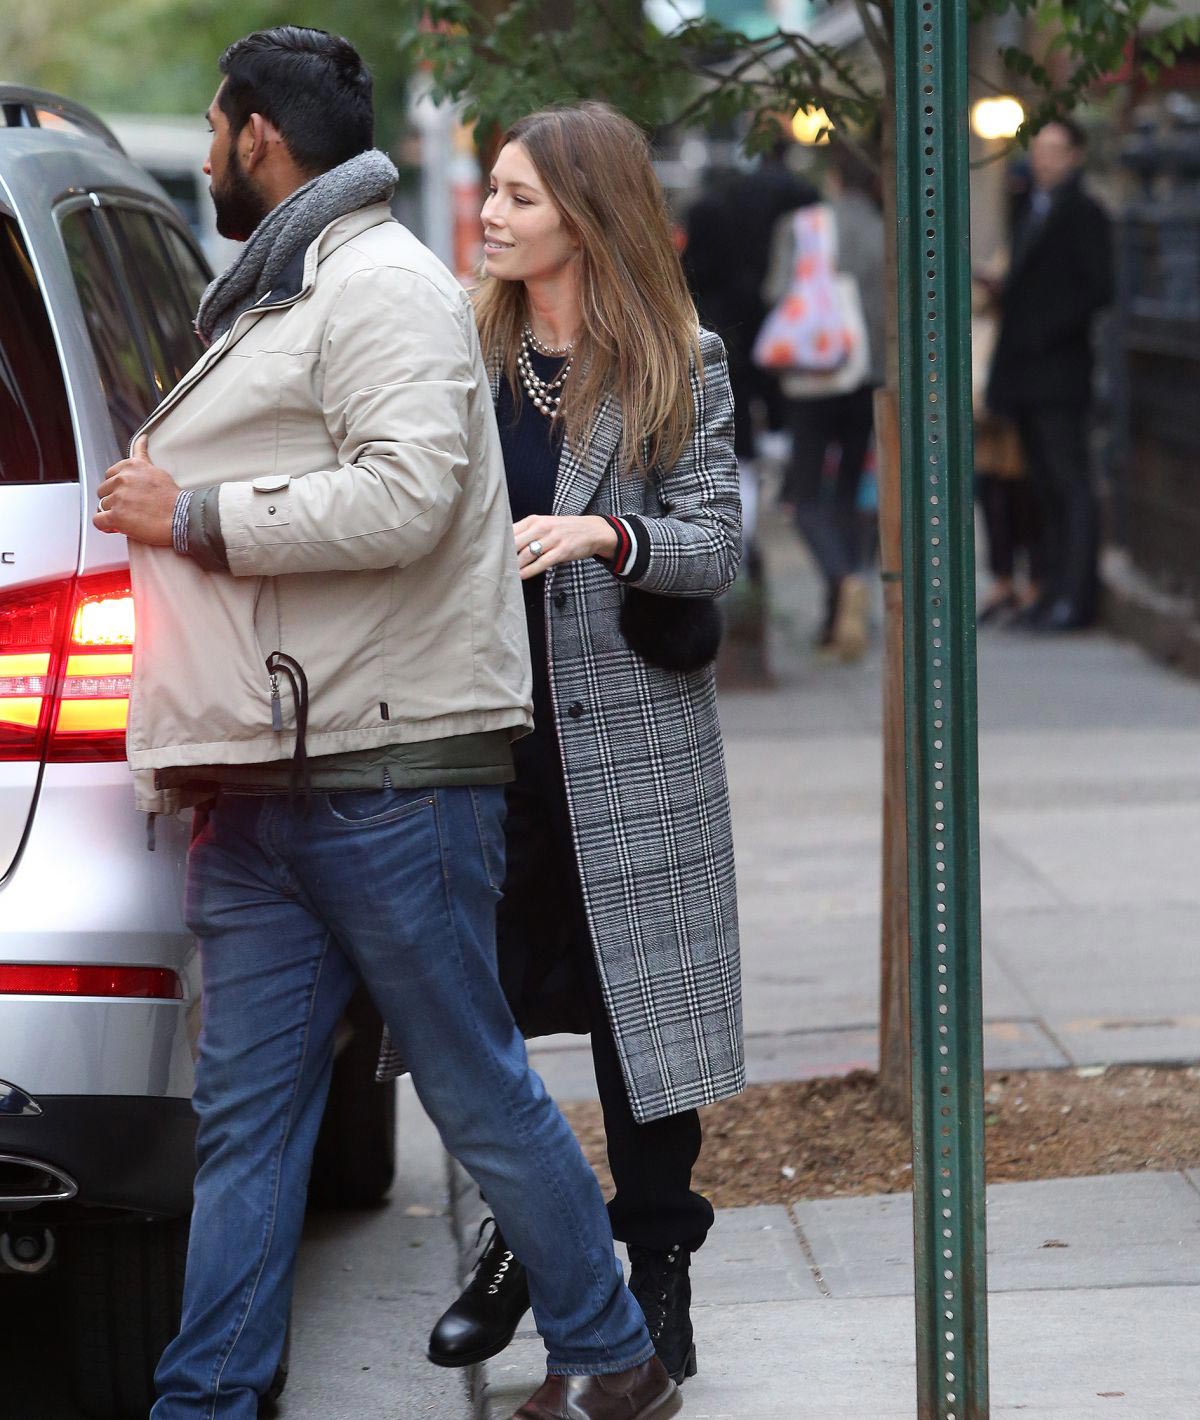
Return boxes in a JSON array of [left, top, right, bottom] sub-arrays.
[[553, 391, 622, 517], [1008, 181, 1077, 282], [487, 357, 623, 517]]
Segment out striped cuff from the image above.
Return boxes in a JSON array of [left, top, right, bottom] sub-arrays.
[[171, 490, 193, 554], [600, 515, 651, 581]]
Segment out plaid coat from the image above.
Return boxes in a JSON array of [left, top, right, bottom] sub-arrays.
[[378, 328, 744, 1123]]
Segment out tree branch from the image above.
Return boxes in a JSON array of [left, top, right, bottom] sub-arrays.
[[853, 0, 890, 69]]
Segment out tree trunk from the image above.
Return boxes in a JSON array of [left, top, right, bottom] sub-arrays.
[[875, 31, 913, 1125]]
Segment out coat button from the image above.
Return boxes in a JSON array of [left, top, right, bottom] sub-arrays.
[[554, 591, 567, 609], [267, 506, 276, 515], [567, 701, 584, 719]]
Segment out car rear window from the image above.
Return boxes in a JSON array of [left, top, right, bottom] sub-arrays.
[[0, 215, 78, 484], [60, 207, 157, 451], [108, 209, 204, 393], [160, 223, 210, 312]]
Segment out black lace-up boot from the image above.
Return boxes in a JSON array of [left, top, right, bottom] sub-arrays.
[[427, 1219, 531, 1368], [627, 1243, 697, 1385]]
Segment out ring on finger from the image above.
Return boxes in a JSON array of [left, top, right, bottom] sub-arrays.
[[98, 496, 111, 513], [528, 539, 544, 559]]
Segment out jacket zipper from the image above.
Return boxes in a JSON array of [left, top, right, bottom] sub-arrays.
[[128, 290, 311, 451]]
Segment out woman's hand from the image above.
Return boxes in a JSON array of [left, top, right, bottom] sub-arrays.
[[514, 515, 619, 580]]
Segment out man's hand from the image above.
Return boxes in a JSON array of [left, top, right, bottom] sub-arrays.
[[514, 515, 619, 581], [93, 436, 178, 546]]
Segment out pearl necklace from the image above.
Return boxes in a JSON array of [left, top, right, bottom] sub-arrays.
[[519, 324, 573, 419]]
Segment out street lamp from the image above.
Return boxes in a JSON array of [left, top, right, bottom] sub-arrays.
[[971, 95, 1025, 141], [792, 105, 833, 145]]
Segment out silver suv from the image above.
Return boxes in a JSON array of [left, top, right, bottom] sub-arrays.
[[0, 87, 395, 1419]]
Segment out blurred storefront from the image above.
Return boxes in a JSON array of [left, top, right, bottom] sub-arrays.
[[1105, 70, 1200, 674]]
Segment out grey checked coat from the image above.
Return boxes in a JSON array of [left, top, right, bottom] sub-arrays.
[[378, 327, 744, 1123]]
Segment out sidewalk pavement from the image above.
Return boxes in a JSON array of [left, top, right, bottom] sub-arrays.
[[454, 513, 1200, 1419], [466, 1169, 1200, 1419]]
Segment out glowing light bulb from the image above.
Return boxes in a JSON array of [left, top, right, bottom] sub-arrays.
[[971, 97, 1025, 142], [792, 107, 834, 146]]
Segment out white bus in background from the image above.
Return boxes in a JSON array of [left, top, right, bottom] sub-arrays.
[[103, 113, 239, 274]]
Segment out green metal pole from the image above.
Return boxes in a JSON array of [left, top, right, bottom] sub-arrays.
[[893, 2, 990, 1417]]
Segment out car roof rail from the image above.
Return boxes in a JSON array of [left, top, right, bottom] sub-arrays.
[[0, 85, 125, 155]]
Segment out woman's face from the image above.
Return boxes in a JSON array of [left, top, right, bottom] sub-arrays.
[[482, 141, 578, 283]]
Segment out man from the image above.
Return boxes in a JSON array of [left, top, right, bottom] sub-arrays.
[[987, 117, 1114, 631], [95, 27, 672, 1420]]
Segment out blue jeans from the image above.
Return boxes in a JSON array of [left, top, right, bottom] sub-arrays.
[[151, 785, 652, 1420]]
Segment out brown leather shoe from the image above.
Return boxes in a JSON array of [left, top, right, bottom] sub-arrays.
[[511, 1356, 682, 1419]]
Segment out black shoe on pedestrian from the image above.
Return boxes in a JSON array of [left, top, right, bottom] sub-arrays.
[[1032, 598, 1093, 633], [976, 590, 1019, 627], [1006, 595, 1052, 631], [427, 1218, 531, 1368], [627, 1243, 698, 1386]]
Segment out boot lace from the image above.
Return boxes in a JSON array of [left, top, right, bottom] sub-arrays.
[[632, 1243, 684, 1341], [465, 1217, 518, 1299]]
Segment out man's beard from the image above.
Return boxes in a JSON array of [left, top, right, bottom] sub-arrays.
[[211, 144, 269, 242]]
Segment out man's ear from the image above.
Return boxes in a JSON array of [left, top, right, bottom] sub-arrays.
[[242, 113, 279, 172]]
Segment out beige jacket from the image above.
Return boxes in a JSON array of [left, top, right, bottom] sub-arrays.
[[126, 203, 532, 812]]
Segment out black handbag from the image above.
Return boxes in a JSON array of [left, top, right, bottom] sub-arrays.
[[618, 586, 723, 672]]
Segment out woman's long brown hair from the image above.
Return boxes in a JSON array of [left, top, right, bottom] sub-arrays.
[[475, 103, 701, 475]]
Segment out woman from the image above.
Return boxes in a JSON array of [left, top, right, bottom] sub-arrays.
[[763, 142, 884, 659], [397, 103, 743, 1386]]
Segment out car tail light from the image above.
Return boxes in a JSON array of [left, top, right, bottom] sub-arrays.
[[50, 571, 134, 761], [0, 965, 182, 999], [0, 571, 133, 764]]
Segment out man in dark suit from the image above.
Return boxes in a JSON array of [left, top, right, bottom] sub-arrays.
[[987, 118, 1114, 631]]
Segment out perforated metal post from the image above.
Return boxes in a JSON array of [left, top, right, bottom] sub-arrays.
[[894, 1, 990, 1417]]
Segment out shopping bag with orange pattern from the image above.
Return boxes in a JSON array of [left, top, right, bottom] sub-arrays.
[[752, 204, 859, 374]]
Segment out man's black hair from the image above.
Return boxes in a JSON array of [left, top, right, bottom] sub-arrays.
[[1044, 115, 1087, 151], [218, 27, 373, 174]]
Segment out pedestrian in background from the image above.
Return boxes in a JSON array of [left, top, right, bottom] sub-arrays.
[[404, 102, 744, 1401], [763, 142, 885, 659], [972, 272, 1036, 623], [94, 29, 665, 1420], [986, 117, 1114, 632], [683, 139, 817, 556]]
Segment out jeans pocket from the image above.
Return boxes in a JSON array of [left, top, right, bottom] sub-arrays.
[[469, 786, 507, 893], [324, 787, 435, 828]]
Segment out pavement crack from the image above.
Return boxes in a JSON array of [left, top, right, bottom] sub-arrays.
[[788, 1206, 833, 1299]]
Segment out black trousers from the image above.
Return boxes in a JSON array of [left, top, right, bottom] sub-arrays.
[[1013, 403, 1098, 617], [497, 725, 715, 1254], [784, 386, 876, 591], [976, 472, 1036, 582]]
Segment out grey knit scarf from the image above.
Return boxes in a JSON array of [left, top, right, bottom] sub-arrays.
[[196, 148, 398, 344]]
